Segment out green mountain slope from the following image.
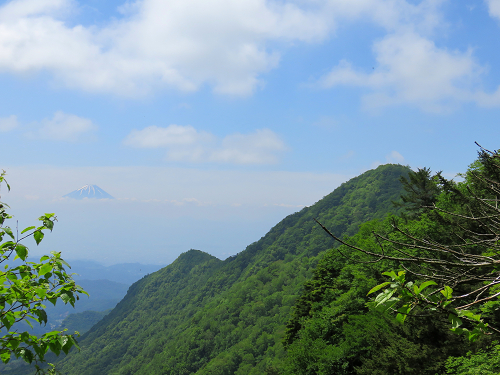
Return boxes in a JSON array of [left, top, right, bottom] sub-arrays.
[[57, 164, 409, 375], [59, 310, 111, 335]]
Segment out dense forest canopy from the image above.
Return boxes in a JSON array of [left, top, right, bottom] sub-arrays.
[[284, 147, 500, 374]]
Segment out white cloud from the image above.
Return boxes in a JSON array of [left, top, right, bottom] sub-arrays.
[[208, 129, 286, 164], [124, 125, 286, 164], [124, 125, 213, 148], [0, 115, 18, 132], [0, 0, 72, 20], [486, 0, 500, 20], [0, 0, 333, 96], [386, 150, 405, 164], [30, 111, 97, 141], [320, 32, 487, 112], [1, 0, 497, 109], [323, 0, 445, 35], [313, 0, 500, 111]]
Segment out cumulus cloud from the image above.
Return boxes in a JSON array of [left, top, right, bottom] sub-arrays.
[[320, 32, 483, 111], [29, 111, 97, 141], [124, 125, 286, 164], [0, 115, 18, 132], [486, 0, 500, 20], [315, 0, 500, 111], [0, 0, 333, 96], [124, 125, 214, 148], [386, 150, 405, 164], [1, 0, 498, 109]]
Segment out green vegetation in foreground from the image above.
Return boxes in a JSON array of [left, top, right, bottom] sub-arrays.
[[54, 164, 409, 375], [15, 279, 129, 337], [283, 149, 500, 374], [0, 171, 87, 374]]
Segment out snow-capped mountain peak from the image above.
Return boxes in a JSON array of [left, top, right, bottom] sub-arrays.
[[63, 185, 114, 199]]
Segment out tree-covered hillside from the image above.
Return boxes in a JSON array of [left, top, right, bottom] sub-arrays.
[[281, 148, 500, 374], [53, 164, 409, 375]]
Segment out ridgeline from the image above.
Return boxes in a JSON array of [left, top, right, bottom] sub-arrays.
[[54, 164, 410, 374]]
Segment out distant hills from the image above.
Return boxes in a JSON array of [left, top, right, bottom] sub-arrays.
[[4, 261, 163, 337], [63, 185, 114, 199], [52, 164, 411, 375], [68, 260, 164, 285]]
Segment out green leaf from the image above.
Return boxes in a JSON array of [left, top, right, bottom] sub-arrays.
[[3, 227, 14, 240], [60, 293, 71, 304], [25, 319, 34, 329], [375, 288, 397, 306], [382, 271, 397, 280], [19, 348, 34, 364], [7, 338, 20, 351], [15, 244, 28, 261], [34, 309, 48, 325], [458, 310, 482, 322], [59, 259, 71, 269], [58, 335, 69, 348], [0, 350, 11, 363], [2, 312, 16, 330], [442, 300, 452, 308], [44, 219, 54, 231], [449, 314, 462, 329], [20, 226, 36, 234], [0, 241, 15, 250], [415, 280, 438, 294], [367, 281, 391, 296], [35, 287, 47, 299], [33, 230, 44, 245], [440, 286, 453, 300], [467, 331, 480, 342], [48, 341, 61, 357], [396, 313, 406, 324], [39, 263, 52, 276]]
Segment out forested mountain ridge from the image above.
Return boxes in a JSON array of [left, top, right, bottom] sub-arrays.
[[54, 164, 410, 375]]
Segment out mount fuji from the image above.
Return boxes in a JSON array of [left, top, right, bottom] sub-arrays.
[[63, 185, 114, 200]]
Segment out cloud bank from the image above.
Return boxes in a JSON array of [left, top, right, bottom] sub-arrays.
[[0, 0, 332, 96], [26, 111, 97, 141], [1, 0, 499, 111], [124, 125, 286, 164]]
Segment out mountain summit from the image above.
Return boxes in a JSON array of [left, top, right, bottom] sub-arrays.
[[56, 164, 410, 375], [63, 185, 114, 199]]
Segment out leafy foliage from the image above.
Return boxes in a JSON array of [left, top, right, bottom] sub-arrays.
[[444, 342, 500, 374], [394, 167, 442, 218], [283, 217, 468, 375], [0, 171, 87, 374], [316, 147, 500, 341]]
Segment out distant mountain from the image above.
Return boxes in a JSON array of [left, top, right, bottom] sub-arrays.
[[14, 279, 129, 334], [63, 185, 114, 199], [68, 260, 165, 285]]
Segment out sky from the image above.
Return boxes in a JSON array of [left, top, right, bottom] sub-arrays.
[[1, 0, 500, 265]]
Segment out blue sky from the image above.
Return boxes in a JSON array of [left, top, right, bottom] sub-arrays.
[[1, 0, 500, 265]]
